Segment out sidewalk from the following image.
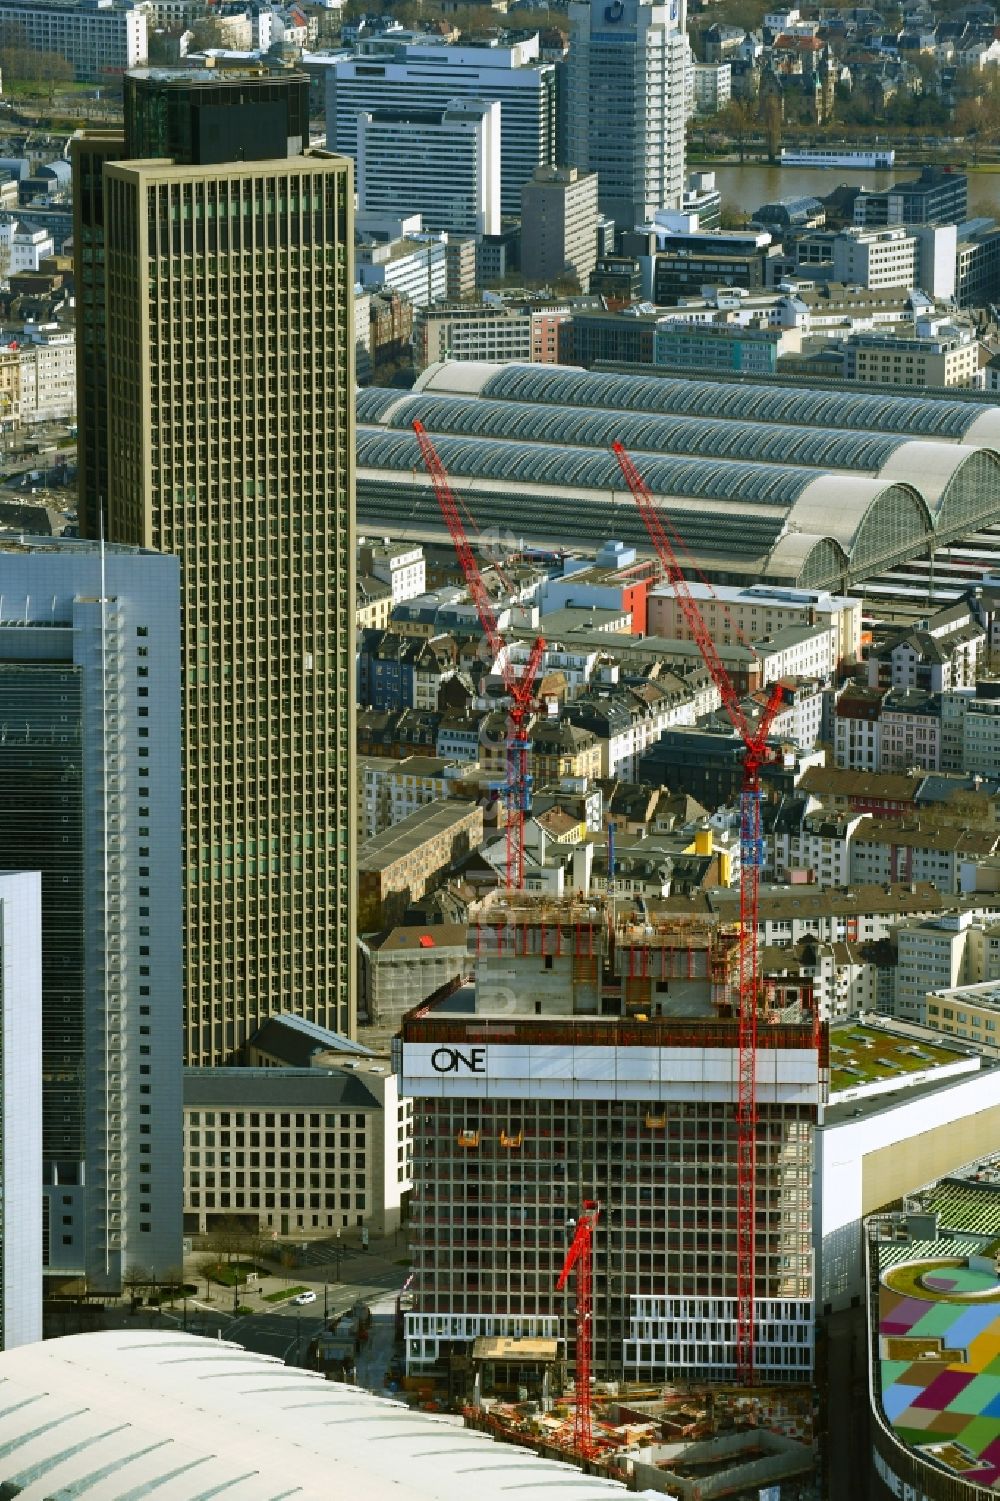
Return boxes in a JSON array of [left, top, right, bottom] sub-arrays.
[[181, 1227, 412, 1311]]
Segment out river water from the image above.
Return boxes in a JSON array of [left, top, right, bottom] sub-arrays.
[[703, 161, 1000, 220]]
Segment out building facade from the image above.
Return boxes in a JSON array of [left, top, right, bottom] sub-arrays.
[[0, 538, 183, 1295], [399, 897, 821, 1383], [327, 37, 556, 216], [357, 100, 500, 238], [566, 0, 688, 227], [0, 871, 42, 1349], [0, 0, 146, 81], [73, 68, 356, 1063], [520, 165, 599, 289]]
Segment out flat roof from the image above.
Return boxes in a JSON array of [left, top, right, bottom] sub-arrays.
[[828, 1021, 970, 1092], [358, 798, 480, 870], [0, 1332, 631, 1501]]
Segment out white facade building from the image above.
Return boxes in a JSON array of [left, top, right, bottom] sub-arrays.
[[9, 223, 55, 273], [566, 0, 688, 227], [326, 37, 556, 216], [692, 61, 731, 113], [359, 540, 426, 605], [831, 226, 919, 290], [355, 233, 448, 306], [0, 871, 42, 1350], [357, 99, 501, 238], [16, 327, 76, 424], [647, 582, 862, 666]]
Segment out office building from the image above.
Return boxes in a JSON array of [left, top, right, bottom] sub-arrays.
[[831, 226, 919, 289], [653, 319, 787, 376], [183, 1046, 412, 1237], [326, 37, 556, 216], [566, 0, 688, 228], [0, 0, 146, 82], [0, 871, 43, 1350], [841, 325, 980, 389], [356, 228, 448, 307], [0, 538, 182, 1296], [357, 100, 501, 238], [520, 165, 598, 289], [73, 68, 357, 1065], [853, 165, 968, 229]]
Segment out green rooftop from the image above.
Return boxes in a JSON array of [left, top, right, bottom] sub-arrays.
[[829, 1024, 969, 1093]]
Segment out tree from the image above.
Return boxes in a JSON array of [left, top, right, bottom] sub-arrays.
[[123, 1263, 151, 1309], [761, 93, 783, 160], [194, 1255, 218, 1302], [208, 1217, 245, 1268], [715, 97, 758, 161]]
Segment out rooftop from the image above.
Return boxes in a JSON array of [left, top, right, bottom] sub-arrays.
[[0, 1332, 633, 1501], [827, 1021, 969, 1091], [358, 797, 480, 870], [184, 1068, 383, 1109]]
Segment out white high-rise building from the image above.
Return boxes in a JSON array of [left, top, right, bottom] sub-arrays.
[[357, 99, 501, 237], [325, 36, 556, 216], [566, 0, 688, 229]]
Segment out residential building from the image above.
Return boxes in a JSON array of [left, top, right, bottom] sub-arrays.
[[357, 100, 501, 237], [0, 538, 183, 1295], [849, 819, 998, 895], [692, 61, 731, 112], [0, 0, 147, 82], [566, 0, 688, 227], [444, 235, 477, 301], [326, 36, 556, 215], [358, 798, 484, 930], [868, 604, 983, 694], [879, 689, 942, 772], [892, 912, 999, 1024], [358, 753, 475, 842], [768, 805, 862, 886], [520, 166, 599, 290], [356, 573, 393, 631], [6, 221, 55, 273], [0, 871, 42, 1350], [73, 68, 356, 1061], [359, 540, 426, 606], [834, 685, 884, 772], [184, 1051, 411, 1236], [853, 166, 969, 229]]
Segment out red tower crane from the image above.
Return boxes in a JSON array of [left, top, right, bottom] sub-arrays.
[[556, 1199, 602, 1460], [412, 420, 546, 890], [612, 442, 786, 1385]]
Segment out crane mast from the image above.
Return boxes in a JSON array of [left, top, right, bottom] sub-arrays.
[[412, 420, 545, 889], [556, 1199, 601, 1459], [612, 442, 786, 1384]]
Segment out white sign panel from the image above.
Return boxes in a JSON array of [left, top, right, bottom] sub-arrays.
[[400, 1041, 821, 1105]]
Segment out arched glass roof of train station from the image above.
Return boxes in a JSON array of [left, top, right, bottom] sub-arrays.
[[466, 362, 1000, 443], [357, 387, 904, 475]]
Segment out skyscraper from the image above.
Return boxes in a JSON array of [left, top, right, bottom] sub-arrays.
[[73, 67, 357, 1064], [0, 538, 182, 1296], [566, 0, 688, 229]]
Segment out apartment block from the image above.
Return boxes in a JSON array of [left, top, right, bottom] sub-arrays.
[[358, 798, 484, 930], [357, 100, 501, 238], [842, 325, 980, 389], [359, 539, 426, 606], [520, 166, 599, 290], [0, 871, 43, 1350], [358, 754, 475, 843], [74, 68, 357, 1060], [0, 0, 146, 81], [925, 981, 1000, 1055], [894, 912, 1000, 1024], [0, 538, 183, 1295], [399, 895, 820, 1383], [868, 604, 983, 693]]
